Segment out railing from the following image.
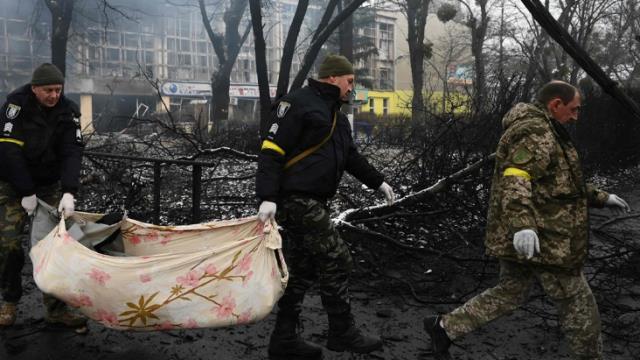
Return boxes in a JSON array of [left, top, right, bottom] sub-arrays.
[[84, 151, 217, 224]]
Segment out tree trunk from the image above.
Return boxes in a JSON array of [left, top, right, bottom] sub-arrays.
[[249, 0, 272, 135], [198, 0, 248, 136], [289, 0, 367, 91], [339, 0, 354, 61], [276, 0, 309, 100], [405, 0, 431, 122], [46, 0, 75, 75]]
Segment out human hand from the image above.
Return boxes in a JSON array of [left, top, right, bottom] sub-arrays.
[[58, 193, 75, 218], [605, 194, 631, 215], [513, 229, 539, 259], [21, 194, 37, 215], [257, 201, 277, 222], [378, 182, 395, 206]]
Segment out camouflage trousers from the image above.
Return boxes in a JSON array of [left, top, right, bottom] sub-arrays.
[[275, 195, 354, 316], [0, 181, 67, 315], [442, 259, 602, 360]]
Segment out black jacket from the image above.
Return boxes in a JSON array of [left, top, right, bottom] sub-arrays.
[[0, 84, 84, 196], [256, 78, 384, 202]]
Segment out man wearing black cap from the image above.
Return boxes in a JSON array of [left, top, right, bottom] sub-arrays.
[[256, 54, 395, 359], [0, 63, 86, 329]]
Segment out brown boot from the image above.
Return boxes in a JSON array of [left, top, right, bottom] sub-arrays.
[[0, 302, 17, 326]]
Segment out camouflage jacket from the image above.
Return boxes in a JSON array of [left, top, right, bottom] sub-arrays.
[[484, 102, 608, 269]]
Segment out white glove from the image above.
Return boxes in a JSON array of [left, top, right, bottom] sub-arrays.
[[21, 194, 37, 215], [605, 194, 631, 214], [513, 229, 540, 259], [378, 182, 395, 206], [257, 201, 277, 222], [58, 193, 75, 218]]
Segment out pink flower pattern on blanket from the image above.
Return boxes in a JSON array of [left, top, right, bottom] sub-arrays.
[[238, 309, 253, 324], [67, 294, 93, 307], [184, 318, 198, 328], [33, 215, 282, 331], [144, 231, 159, 242], [155, 321, 174, 330], [176, 269, 204, 288], [203, 263, 217, 275], [129, 235, 141, 245], [160, 235, 171, 245], [94, 309, 119, 326], [88, 268, 111, 286], [62, 232, 75, 245], [215, 294, 236, 319], [242, 271, 254, 287], [237, 254, 252, 273]]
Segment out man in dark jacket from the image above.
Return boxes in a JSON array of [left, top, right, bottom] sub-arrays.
[[424, 81, 630, 360], [256, 55, 395, 359], [0, 63, 86, 329]]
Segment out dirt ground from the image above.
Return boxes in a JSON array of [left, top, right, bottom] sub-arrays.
[[1, 182, 639, 360]]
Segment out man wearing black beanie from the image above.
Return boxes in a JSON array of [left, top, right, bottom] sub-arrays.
[[0, 63, 86, 330], [256, 54, 395, 359]]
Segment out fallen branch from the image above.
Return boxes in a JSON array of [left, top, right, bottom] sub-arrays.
[[595, 212, 640, 231], [336, 220, 489, 263], [337, 154, 495, 223]]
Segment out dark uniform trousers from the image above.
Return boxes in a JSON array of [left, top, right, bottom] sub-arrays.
[[443, 259, 603, 360], [275, 195, 354, 316], [0, 181, 67, 315]]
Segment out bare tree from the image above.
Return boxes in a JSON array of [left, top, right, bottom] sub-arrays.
[[44, 0, 75, 75], [198, 0, 251, 136], [395, 0, 432, 122], [249, 0, 366, 129], [457, 0, 491, 114]]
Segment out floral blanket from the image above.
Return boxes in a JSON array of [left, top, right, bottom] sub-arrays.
[[29, 205, 287, 331]]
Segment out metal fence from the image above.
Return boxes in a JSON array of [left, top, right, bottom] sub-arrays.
[[84, 151, 218, 224]]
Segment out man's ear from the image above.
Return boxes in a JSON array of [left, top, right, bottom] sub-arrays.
[[547, 98, 562, 113]]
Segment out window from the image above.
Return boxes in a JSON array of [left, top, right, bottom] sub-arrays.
[[378, 23, 393, 60], [124, 49, 138, 63], [10, 39, 30, 54], [7, 20, 27, 36], [167, 38, 176, 51], [383, 98, 389, 115], [106, 48, 120, 61], [180, 39, 191, 52], [369, 98, 375, 113], [379, 68, 392, 89], [144, 51, 154, 64], [141, 35, 154, 49], [107, 32, 120, 46], [124, 33, 139, 48]]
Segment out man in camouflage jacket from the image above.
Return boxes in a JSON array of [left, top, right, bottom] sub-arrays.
[[424, 81, 631, 360]]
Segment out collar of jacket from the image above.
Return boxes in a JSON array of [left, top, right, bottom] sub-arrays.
[[307, 78, 342, 107], [532, 101, 574, 144]]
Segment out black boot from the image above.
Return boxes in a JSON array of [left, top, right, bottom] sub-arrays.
[[326, 312, 383, 353], [424, 315, 452, 360], [268, 312, 323, 360]]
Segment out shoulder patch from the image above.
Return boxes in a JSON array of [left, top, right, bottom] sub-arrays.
[[512, 146, 533, 165], [3, 122, 13, 136], [268, 123, 279, 135], [277, 101, 291, 118], [6, 104, 21, 120]]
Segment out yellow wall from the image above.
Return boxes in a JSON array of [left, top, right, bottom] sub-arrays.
[[357, 90, 469, 116], [358, 90, 412, 116]]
